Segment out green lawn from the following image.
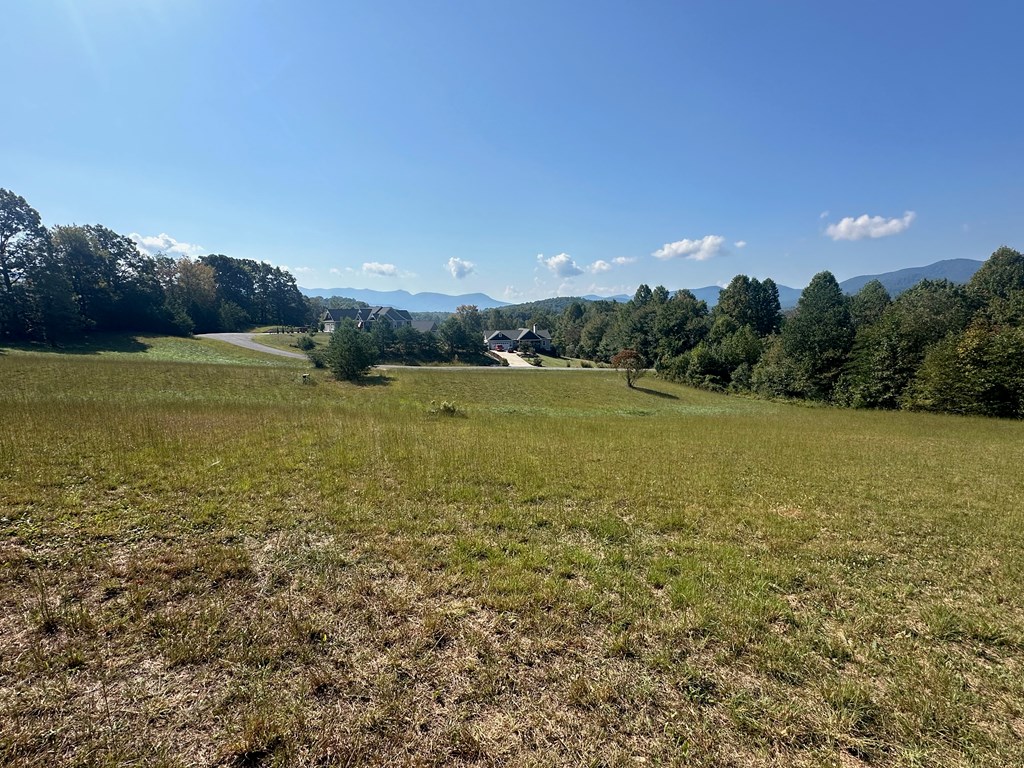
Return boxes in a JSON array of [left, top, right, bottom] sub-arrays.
[[1, 343, 1022, 767], [251, 331, 328, 354], [0, 333, 305, 367]]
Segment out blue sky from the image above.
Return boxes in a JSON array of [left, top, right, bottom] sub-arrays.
[[3, 1, 1022, 301]]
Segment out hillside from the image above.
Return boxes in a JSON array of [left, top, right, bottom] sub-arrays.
[[838, 258, 984, 295]]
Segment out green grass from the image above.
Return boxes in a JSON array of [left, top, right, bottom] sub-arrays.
[[0, 333, 305, 367], [535, 351, 572, 367], [252, 331, 328, 354], [1, 343, 1023, 767]]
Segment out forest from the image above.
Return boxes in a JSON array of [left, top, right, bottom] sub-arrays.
[[0, 188, 311, 341]]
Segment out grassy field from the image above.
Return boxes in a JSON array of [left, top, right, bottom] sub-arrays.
[[251, 331, 325, 355], [1, 339, 1022, 767], [0, 333, 306, 367]]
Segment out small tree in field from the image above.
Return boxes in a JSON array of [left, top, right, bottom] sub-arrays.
[[612, 348, 646, 388], [325, 319, 378, 381]]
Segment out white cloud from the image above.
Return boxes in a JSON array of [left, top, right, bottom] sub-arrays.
[[825, 211, 916, 241], [652, 235, 726, 261], [537, 252, 584, 278], [130, 232, 205, 259], [734, 240, 748, 249], [446, 257, 475, 279], [329, 268, 341, 275], [819, 210, 830, 220], [589, 260, 612, 273], [362, 261, 399, 277], [293, 266, 314, 274], [612, 256, 636, 266], [503, 284, 525, 301]]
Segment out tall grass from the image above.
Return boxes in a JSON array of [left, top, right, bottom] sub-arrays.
[[1, 348, 1022, 767]]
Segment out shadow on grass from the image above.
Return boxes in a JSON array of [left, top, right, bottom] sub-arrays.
[[357, 373, 393, 387], [0, 334, 151, 355], [633, 385, 679, 400]]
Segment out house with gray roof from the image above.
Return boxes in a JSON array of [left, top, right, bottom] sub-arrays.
[[483, 326, 552, 352], [411, 319, 438, 334], [320, 306, 413, 333]]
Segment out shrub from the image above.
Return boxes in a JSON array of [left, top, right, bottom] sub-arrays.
[[428, 400, 465, 417], [294, 335, 316, 351]]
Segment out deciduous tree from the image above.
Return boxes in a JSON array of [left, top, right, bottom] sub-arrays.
[[0, 188, 50, 336], [612, 347, 646, 388], [849, 279, 891, 328], [838, 280, 970, 409]]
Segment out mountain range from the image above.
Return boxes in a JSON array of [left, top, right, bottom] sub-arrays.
[[300, 258, 985, 313], [298, 287, 509, 312], [835, 258, 983, 296]]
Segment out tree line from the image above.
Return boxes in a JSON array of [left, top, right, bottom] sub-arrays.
[[547, 248, 1024, 418], [0, 188, 310, 343]]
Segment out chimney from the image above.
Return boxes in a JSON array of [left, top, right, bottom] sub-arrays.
[[533, 324, 537, 333]]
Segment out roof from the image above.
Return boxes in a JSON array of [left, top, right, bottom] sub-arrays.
[[484, 328, 552, 341], [321, 308, 361, 322], [322, 306, 412, 324], [412, 320, 438, 333], [516, 329, 552, 341]]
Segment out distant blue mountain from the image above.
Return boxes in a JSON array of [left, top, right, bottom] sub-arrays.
[[301, 259, 986, 313], [299, 287, 510, 312], [581, 294, 630, 302], [837, 258, 983, 296]]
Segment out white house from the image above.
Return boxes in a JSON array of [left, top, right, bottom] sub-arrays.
[[483, 326, 553, 352]]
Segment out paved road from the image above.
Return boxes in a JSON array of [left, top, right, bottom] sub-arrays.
[[196, 333, 308, 360], [199, 332, 610, 371]]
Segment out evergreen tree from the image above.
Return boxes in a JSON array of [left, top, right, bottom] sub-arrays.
[[715, 275, 781, 336], [326, 320, 379, 381], [778, 271, 854, 399]]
